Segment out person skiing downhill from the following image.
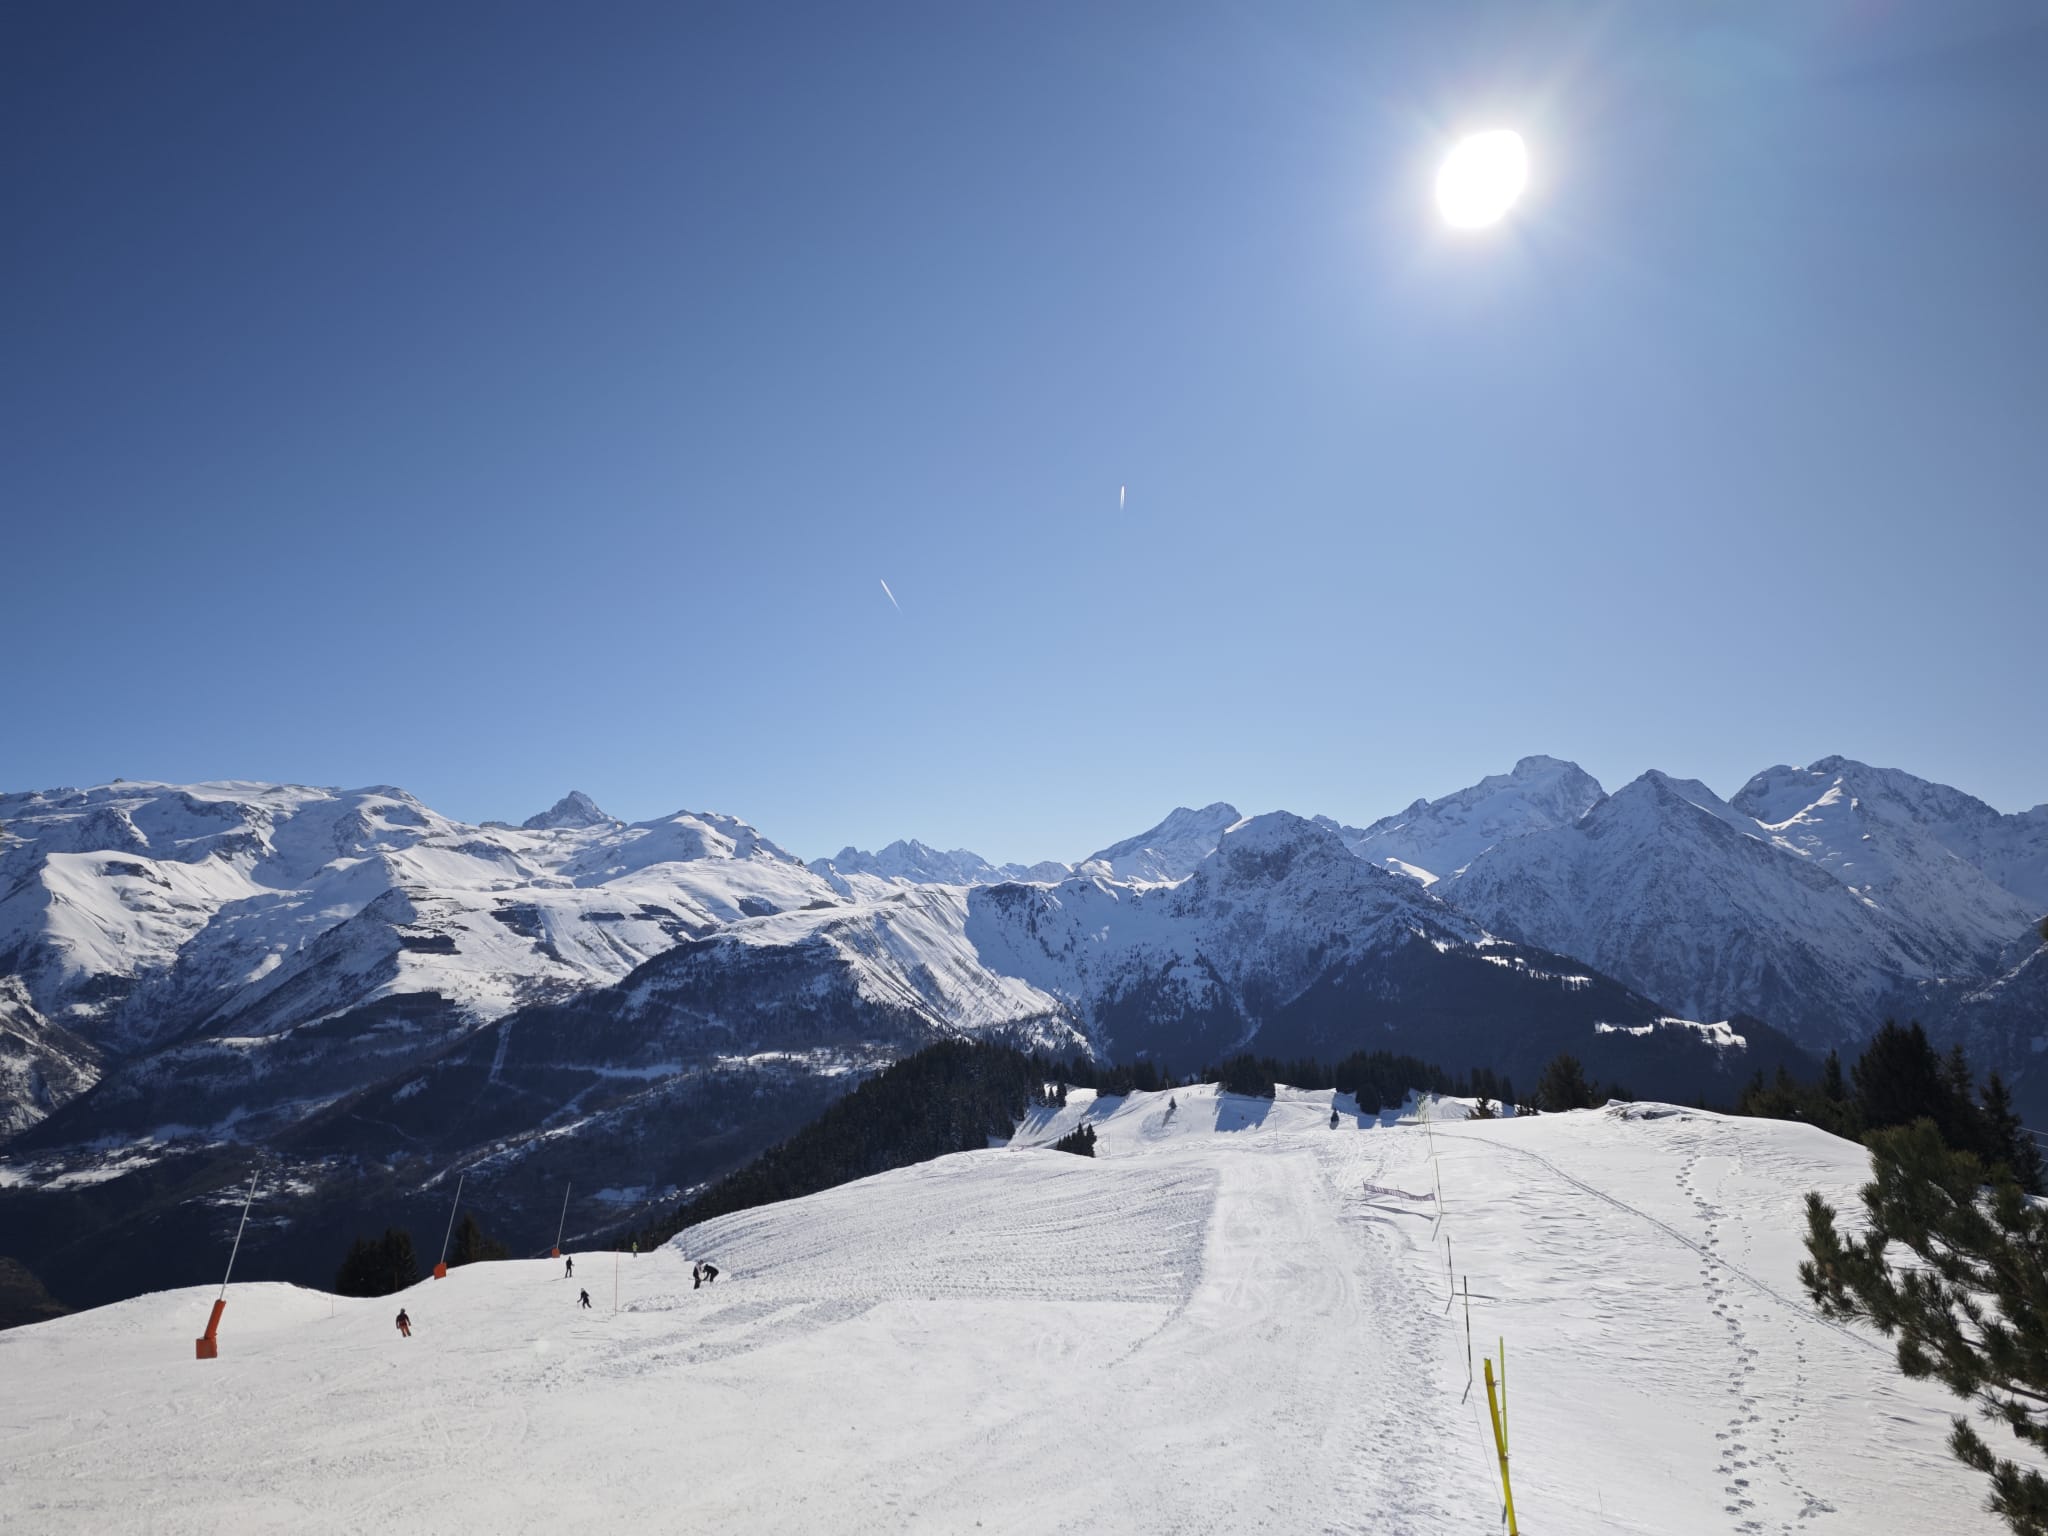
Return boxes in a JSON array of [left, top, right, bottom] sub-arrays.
[[578, 1289, 592, 1309], [395, 1308, 411, 1338]]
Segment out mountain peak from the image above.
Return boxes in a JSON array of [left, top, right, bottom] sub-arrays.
[[1082, 803, 1244, 884], [522, 791, 612, 830], [1348, 757, 1606, 884]]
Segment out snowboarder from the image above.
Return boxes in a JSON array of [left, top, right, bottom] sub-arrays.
[[395, 1308, 412, 1338], [578, 1288, 592, 1309], [564, 1255, 574, 1279], [693, 1261, 719, 1289]]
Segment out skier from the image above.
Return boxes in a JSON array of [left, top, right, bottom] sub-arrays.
[[578, 1288, 592, 1309], [631, 1239, 639, 1258], [693, 1260, 719, 1289], [395, 1308, 412, 1339], [564, 1255, 574, 1279]]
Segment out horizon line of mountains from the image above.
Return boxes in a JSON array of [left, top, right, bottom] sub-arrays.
[[2, 751, 2042, 1308]]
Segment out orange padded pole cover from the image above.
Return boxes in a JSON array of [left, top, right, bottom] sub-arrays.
[[433, 1262, 448, 1279], [195, 1298, 226, 1360]]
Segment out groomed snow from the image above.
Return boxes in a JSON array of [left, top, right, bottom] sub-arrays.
[[0, 1089, 1999, 1534]]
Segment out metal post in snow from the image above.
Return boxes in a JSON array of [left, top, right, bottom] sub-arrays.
[[437, 1172, 466, 1274], [1463, 1278, 1473, 1384], [554, 1181, 572, 1257], [220, 1171, 258, 1299]]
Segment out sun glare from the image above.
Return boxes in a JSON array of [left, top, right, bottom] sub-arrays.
[[1436, 130, 1528, 229]]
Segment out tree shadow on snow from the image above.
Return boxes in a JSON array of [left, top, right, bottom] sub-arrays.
[[1212, 1093, 1273, 1133]]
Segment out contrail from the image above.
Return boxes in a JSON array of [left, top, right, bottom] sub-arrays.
[[1119, 484, 1126, 510], [878, 578, 901, 613]]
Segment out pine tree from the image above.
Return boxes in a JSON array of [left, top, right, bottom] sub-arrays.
[[1471, 1097, 1498, 1120], [336, 1227, 421, 1297], [1802, 1120, 2048, 1534], [1052, 1122, 1097, 1157], [1945, 1045, 1981, 1132], [1536, 1053, 1596, 1113], [1852, 1021, 1950, 1131], [1979, 1072, 2045, 1196], [448, 1212, 509, 1266], [1821, 1049, 1846, 1105], [335, 1236, 378, 1297]]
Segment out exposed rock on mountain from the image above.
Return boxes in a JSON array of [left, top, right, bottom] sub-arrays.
[[0, 978, 99, 1137], [520, 790, 616, 831]]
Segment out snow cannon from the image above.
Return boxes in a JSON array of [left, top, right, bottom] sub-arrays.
[[432, 1172, 464, 1282], [195, 1298, 226, 1360], [196, 1172, 258, 1360]]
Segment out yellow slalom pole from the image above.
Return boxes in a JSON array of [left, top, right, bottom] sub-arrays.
[[1484, 1355, 1519, 1534]]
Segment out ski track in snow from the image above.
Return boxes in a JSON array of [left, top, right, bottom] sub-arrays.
[[0, 1089, 2002, 1535]]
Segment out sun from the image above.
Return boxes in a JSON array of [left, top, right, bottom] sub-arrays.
[[1436, 130, 1529, 229]]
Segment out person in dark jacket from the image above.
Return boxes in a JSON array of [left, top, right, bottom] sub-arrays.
[[578, 1288, 592, 1309], [693, 1261, 719, 1289], [564, 1256, 574, 1279], [396, 1309, 411, 1338]]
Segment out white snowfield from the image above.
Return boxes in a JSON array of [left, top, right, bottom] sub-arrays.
[[0, 1089, 2002, 1535]]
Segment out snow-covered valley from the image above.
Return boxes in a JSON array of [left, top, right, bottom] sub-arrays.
[[0, 1091, 1998, 1534]]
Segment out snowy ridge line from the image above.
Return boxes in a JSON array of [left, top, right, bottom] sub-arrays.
[[1434, 1122, 1883, 1359]]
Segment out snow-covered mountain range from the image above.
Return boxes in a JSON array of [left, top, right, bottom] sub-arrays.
[[808, 840, 1069, 900], [0, 754, 2040, 1308], [1439, 760, 2044, 1056]]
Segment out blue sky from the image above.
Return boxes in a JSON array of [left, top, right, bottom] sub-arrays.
[[5, 1, 2045, 863]]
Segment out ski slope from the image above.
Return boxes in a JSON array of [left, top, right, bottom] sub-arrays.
[[0, 1089, 2002, 1534]]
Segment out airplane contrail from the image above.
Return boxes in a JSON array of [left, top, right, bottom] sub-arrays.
[[879, 578, 901, 613], [1119, 484, 1126, 510]]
